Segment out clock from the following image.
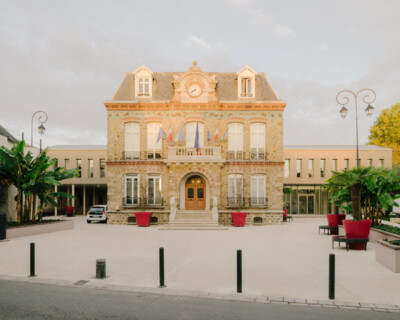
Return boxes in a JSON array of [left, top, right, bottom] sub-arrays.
[[188, 84, 202, 97]]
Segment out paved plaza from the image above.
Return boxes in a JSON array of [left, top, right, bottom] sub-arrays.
[[0, 217, 399, 310]]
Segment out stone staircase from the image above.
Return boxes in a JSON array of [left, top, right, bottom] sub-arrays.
[[159, 210, 228, 231]]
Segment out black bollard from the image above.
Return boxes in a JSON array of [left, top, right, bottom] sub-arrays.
[[329, 254, 335, 300], [30, 243, 35, 277], [96, 259, 106, 279], [159, 247, 166, 288], [237, 250, 242, 293]]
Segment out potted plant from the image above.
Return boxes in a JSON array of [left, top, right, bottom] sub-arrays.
[[325, 166, 400, 249]]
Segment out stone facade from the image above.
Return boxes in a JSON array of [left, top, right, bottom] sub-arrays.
[[105, 63, 286, 225]]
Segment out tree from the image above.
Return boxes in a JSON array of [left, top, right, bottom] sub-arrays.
[[369, 103, 400, 167], [0, 140, 78, 223], [325, 166, 400, 224]]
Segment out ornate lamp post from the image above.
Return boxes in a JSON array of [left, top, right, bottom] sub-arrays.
[[336, 89, 376, 168], [31, 111, 48, 153]]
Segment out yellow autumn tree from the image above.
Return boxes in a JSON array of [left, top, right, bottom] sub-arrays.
[[368, 103, 400, 167]]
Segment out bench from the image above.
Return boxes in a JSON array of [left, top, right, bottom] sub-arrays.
[[332, 236, 369, 251], [318, 225, 338, 235]]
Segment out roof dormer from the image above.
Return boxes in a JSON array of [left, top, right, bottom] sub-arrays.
[[134, 65, 153, 99], [237, 65, 257, 99]]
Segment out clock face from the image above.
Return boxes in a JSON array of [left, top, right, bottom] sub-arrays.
[[188, 84, 202, 97]]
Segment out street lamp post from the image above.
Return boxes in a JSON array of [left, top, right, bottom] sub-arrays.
[[336, 89, 376, 168], [31, 111, 48, 153]]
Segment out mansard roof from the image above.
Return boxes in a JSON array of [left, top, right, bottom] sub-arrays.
[[110, 71, 280, 102]]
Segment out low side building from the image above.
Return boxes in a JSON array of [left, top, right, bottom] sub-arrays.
[[283, 145, 392, 215], [46, 145, 107, 215]]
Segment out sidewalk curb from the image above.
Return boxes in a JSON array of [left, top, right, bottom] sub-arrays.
[[1, 274, 399, 313]]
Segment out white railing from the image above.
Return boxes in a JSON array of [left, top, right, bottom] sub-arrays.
[[167, 146, 222, 161]]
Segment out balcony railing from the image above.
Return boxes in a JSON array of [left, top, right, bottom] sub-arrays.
[[124, 151, 140, 160], [146, 151, 162, 160], [227, 197, 246, 207], [167, 146, 222, 161], [249, 197, 268, 207], [250, 150, 267, 161], [227, 151, 244, 160], [122, 197, 164, 207]]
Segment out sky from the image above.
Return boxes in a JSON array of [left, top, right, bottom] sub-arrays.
[[0, 0, 399, 148]]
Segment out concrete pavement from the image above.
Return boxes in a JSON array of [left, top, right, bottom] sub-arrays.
[[0, 216, 399, 311]]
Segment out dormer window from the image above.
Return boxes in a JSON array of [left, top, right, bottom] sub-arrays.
[[134, 65, 153, 98], [138, 77, 150, 96], [241, 78, 252, 97], [237, 65, 256, 99]]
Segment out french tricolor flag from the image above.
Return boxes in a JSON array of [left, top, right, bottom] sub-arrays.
[[214, 127, 219, 141], [167, 124, 173, 141]]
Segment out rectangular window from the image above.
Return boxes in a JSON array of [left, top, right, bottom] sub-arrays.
[[320, 159, 326, 178], [186, 122, 204, 148], [228, 122, 243, 160], [367, 159, 373, 167], [125, 122, 140, 159], [88, 159, 93, 178], [147, 122, 162, 159], [99, 159, 106, 178], [379, 159, 384, 168], [296, 159, 302, 178], [228, 174, 244, 206], [332, 159, 337, 171], [241, 78, 252, 97], [344, 159, 349, 171], [308, 159, 314, 178], [76, 159, 81, 178], [125, 175, 139, 205], [250, 175, 266, 206], [284, 159, 290, 178], [138, 78, 150, 96], [250, 123, 266, 160], [64, 159, 70, 169], [147, 176, 162, 205]]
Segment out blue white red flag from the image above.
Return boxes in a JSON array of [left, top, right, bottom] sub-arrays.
[[194, 122, 200, 149], [157, 126, 167, 143]]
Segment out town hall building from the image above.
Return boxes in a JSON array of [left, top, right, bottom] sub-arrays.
[[105, 62, 286, 226]]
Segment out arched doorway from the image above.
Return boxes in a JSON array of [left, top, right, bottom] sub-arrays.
[[185, 175, 206, 210]]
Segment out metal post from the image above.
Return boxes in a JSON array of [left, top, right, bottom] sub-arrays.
[[30, 242, 35, 277], [329, 254, 335, 300], [237, 249, 242, 293], [159, 247, 166, 287], [96, 259, 106, 279], [159, 247, 166, 288]]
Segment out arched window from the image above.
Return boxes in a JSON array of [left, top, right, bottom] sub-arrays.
[[186, 122, 204, 148]]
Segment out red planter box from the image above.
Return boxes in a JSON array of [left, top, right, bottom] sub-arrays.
[[135, 212, 152, 227], [327, 214, 346, 235], [231, 212, 247, 227], [343, 219, 372, 250], [283, 209, 288, 222], [65, 206, 74, 217]]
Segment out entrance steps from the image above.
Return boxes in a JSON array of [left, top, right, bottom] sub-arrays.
[[159, 210, 228, 231]]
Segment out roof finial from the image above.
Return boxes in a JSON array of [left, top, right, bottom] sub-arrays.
[[193, 60, 197, 67]]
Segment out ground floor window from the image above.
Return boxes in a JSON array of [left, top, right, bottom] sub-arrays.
[[283, 185, 337, 215], [147, 175, 162, 205], [228, 174, 244, 206], [125, 175, 139, 205], [250, 175, 266, 206]]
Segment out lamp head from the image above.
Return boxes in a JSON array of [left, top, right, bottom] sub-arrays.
[[340, 106, 348, 119], [38, 124, 46, 135], [365, 104, 374, 117]]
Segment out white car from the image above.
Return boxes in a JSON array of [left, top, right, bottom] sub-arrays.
[[87, 205, 108, 223]]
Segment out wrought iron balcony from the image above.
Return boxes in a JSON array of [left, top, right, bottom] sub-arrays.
[[143, 197, 163, 207], [249, 197, 268, 207], [124, 151, 140, 160], [227, 197, 246, 207], [123, 197, 140, 207], [250, 149, 267, 161], [122, 197, 164, 208], [227, 151, 244, 160], [146, 150, 162, 160]]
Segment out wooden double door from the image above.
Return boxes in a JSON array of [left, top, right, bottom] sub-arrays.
[[185, 176, 206, 210]]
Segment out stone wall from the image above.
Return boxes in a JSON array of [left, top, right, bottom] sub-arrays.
[[219, 211, 282, 226], [108, 211, 170, 225]]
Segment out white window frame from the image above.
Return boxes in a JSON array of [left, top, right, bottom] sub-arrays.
[[250, 123, 266, 160], [186, 122, 204, 148], [125, 122, 140, 159], [332, 159, 337, 171], [237, 66, 256, 98], [134, 66, 153, 98], [320, 159, 326, 178], [228, 123, 243, 158], [147, 122, 162, 158], [228, 174, 244, 206], [250, 175, 266, 206], [308, 159, 314, 178], [284, 159, 290, 178], [296, 159, 302, 178], [147, 175, 162, 205], [125, 174, 140, 205]]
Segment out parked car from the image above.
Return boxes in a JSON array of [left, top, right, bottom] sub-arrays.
[[87, 205, 108, 223]]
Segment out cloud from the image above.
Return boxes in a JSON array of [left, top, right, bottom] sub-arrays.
[[275, 25, 295, 37], [185, 35, 211, 50], [317, 43, 328, 50]]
